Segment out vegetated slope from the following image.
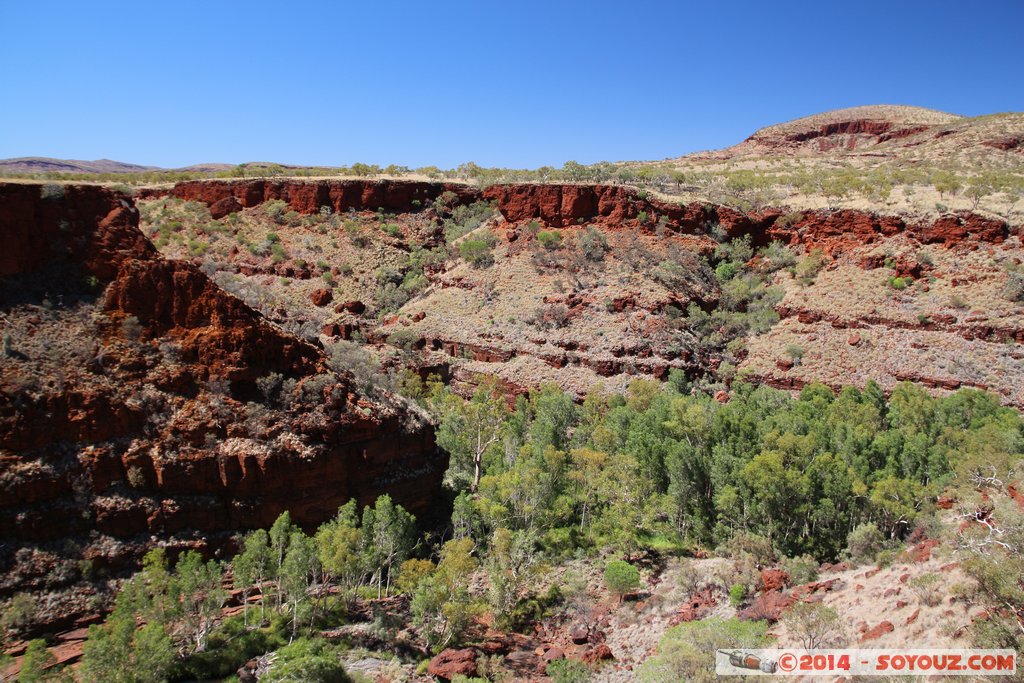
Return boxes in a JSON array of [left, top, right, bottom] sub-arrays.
[[643, 105, 1024, 223], [0, 182, 443, 633], [153, 179, 1024, 407], [689, 104, 1024, 162], [700, 105, 961, 157]]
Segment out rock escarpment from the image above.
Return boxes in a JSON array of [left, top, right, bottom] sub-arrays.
[[482, 183, 1012, 252], [0, 182, 444, 632], [171, 178, 483, 217]]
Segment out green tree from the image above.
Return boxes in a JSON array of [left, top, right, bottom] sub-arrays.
[[436, 378, 508, 492], [361, 495, 416, 598], [169, 551, 226, 653], [234, 529, 270, 626], [80, 617, 174, 683], [411, 538, 479, 652], [281, 531, 319, 638], [529, 384, 578, 454], [486, 528, 539, 627], [16, 640, 54, 683], [315, 501, 365, 607], [604, 560, 640, 603], [261, 639, 351, 683], [783, 601, 844, 649], [459, 237, 495, 267], [269, 511, 297, 610], [931, 170, 961, 199]]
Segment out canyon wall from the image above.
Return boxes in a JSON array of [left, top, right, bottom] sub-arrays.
[[481, 183, 1013, 252], [0, 182, 444, 630], [165, 178, 1012, 255], [171, 178, 483, 218]]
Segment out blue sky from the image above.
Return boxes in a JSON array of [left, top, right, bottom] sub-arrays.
[[1, 1, 1021, 169]]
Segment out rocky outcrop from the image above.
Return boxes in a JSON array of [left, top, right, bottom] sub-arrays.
[[861, 620, 895, 641], [427, 648, 478, 680], [171, 178, 482, 217], [0, 183, 154, 279], [482, 183, 1013, 252], [0, 182, 444, 630]]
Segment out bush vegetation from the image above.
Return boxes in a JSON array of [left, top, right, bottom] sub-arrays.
[[59, 376, 1024, 681]]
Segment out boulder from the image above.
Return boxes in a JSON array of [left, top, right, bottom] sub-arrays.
[[581, 644, 614, 664], [760, 568, 790, 592], [310, 288, 333, 306], [569, 623, 590, 645], [860, 621, 894, 641], [427, 648, 478, 680], [209, 195, 243, 219], [542, 646, 565, 662]]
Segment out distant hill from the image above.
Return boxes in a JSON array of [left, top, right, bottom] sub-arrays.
[[0, 157, 162, 174], [686, 104, 1024, 162], [0, 158, 337, 176]]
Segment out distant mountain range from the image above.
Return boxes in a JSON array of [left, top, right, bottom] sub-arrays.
[[0, 157, 291, 175], [4, 105, 1021, 176]]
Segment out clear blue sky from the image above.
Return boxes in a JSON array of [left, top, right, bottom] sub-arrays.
[[1, 1, 1021, 169]]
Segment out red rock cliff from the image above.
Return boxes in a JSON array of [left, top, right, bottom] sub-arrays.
[[482, 183, 1013, 252], [171, 178, 483, 217], [0, 182, 444, 630]]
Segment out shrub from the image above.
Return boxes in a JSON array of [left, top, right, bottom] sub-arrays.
[[780, 554, 819, 586], [18, 639, 56, 683], [1005, 269, 1024, 302], [887, 275, 911, 290], [433, 190, 460, 217], [261, 639, 351, 683], [604, 560, 640, 602], [794, 248, 826, 283], [909, 572, 944, 607], [460, 235, 495, 267], [676, 559, 705, 596], [721, 532, 775, 565], [782, 601, 844, 649], [728, 583, 746, 607], [396, 558, 434, 594], [537, 230, 562, 250], [637, 618, 770, 683], [40, 183, 64, 200], [0, 592, 34, 633], [443, 200, 494, 242], [546, 658, 591, 682], [784, 344, 804, 364], [531, 303, 569, 330], [846, 522, 885, 565], [577, 227, 609, 261], [387, 328, 419, 352], [714, 261, 738, 282], [759, 241, 797, 270], [264, 200, 289, 224]]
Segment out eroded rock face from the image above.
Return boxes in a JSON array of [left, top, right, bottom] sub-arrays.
[[171, 178, 482, 216], [0, 183, 155, 279], [0, 182, 444, 631], [483, 183, 1012, 252]]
